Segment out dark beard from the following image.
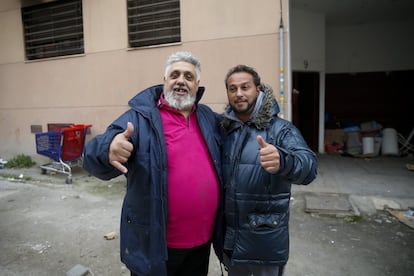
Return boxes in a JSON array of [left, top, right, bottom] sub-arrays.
[[231, 98, 257, 117]]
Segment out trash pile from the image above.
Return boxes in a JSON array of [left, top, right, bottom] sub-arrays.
[[386, 208, 414, 229], [0, 158, 7, 169], [325, 121, 414, 157]]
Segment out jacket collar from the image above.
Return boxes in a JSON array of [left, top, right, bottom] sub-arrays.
[[128, 84, 205, 115]]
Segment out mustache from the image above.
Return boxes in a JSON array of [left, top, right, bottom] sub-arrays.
[[173, 85, 189, 93]]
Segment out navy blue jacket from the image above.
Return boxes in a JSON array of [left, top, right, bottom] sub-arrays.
[[83, 85, 223, 275], [221, 84, 317, 266]]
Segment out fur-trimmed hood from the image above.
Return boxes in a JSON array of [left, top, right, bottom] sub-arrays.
[[221, 83, 280, 130]]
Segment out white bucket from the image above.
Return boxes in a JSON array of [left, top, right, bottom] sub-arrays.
[[382, 128, 399, 155], [374, 137, 382, 155], [362, 137, 375, 155]]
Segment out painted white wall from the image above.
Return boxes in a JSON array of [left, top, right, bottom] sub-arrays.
[[290, 9, 325, 72], [291, 9, 414, 73], [327, 19, 414, 73]]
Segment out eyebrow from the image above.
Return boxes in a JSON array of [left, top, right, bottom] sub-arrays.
[[229, 81, 251, 87], [170, 69, 194, 76]]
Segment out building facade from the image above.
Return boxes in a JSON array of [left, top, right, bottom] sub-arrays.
[[0, 0, 290, 161]]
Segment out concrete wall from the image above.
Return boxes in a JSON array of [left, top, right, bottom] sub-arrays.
[[290, 9, 414, 74], [0, 0, 289, 160], [290, 9, 326, 72], [326, 19, 414, 73]]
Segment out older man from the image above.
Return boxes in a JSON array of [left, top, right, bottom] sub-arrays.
[[83, 51, 223, 276]]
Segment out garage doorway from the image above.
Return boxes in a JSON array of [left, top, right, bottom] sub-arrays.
[[292, 71, 320, 151]]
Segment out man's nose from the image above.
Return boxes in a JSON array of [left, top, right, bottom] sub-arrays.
[[235, 88, 243, 96], [177, 74, 185, 84]]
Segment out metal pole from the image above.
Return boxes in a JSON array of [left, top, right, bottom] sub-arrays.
[[279, 0, 285, 119]]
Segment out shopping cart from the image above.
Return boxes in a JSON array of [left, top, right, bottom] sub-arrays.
[[35, 124, 92, 184]]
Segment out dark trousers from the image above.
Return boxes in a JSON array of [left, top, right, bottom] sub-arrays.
[[131, 242, 211, 276]]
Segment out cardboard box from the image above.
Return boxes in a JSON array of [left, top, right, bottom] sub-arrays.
[[325, 129, 345, 145]]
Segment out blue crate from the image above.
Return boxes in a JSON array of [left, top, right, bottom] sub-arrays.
[[35, 131, 63, 162]]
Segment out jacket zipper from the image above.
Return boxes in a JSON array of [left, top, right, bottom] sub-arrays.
[[229, 124, 248, 251], [149, 115, 169, 260]]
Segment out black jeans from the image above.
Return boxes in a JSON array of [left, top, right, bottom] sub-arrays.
[[130, 242, 211, 276]]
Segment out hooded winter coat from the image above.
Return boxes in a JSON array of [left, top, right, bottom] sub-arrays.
[[83, 84, 223, 275], [221, 84, 317, 266]]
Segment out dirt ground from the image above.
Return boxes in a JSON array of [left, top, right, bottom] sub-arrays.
[[0, 167, 413, 276]]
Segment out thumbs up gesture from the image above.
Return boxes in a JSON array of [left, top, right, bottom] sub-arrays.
[[257, 135, 280, 173], [109, 122, 134, 173]]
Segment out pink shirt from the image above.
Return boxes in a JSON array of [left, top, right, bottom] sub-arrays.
[[159, 98, 220, 248]]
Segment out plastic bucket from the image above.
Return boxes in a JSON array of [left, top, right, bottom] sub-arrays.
[[381, 128, 399, 155], [374, 137, 382, 155], [362, 137, 375, 155]]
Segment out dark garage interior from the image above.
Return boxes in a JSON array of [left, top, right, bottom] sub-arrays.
[[325, 70, 413, 139], [291, 0, 414, 154]]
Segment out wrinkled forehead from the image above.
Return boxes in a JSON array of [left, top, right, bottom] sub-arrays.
[[166, 61, 196, 76]]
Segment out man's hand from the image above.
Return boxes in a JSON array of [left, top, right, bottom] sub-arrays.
[[109, 122, 134, 173], [257, 135, 280, 173]]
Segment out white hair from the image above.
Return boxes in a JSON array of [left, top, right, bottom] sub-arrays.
[[164, 51, 201, 81]]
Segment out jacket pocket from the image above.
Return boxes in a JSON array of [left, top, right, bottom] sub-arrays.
[[248, 213, 281, 229], [120, 216, 151, 275], [232, 212, 289, 263], [120, 210, 164, 275]]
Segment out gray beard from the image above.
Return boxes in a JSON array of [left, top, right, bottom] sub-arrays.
[[164, 89, 196, 110]]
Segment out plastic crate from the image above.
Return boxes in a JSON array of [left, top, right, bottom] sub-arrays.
[[35, 131, 63, 162], [60, 126, 87, 161], [35, 124, 92, 183]]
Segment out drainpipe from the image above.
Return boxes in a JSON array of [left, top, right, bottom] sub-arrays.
[[278, 0, 285, 119]]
